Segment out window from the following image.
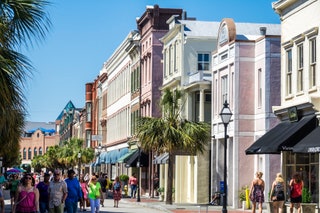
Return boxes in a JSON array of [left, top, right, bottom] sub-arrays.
[[170, 45, 174, 75], [86, 102, 92, 122], [286, 49, 292, 95], [28, 148, 32, 160], [174, 41, 179, 72], [297, 44, 304, 92], [39, 147, 42, 156], [86, 130, 91, 148], [23, 148, 26, 160], [221, 75, 228, 104], [34, 147, 37, 157], [310, 38, 316, 88], [198, 53, 210, 71], [258, 69, 262, 108], [284, 152, 319, 203]]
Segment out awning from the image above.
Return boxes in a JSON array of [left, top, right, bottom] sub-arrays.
[[293, 126, 320, 153], [103, 148, 129, 164], [95, 156, 101, 166], [245, 115, 317, 155], [153, 153, 169, 164], [117, 149, 137, 163], [99, 152, 108, 163], [125, 150, 149, 168]]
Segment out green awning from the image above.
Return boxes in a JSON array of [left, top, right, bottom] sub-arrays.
[[117, 149, 137, 163]]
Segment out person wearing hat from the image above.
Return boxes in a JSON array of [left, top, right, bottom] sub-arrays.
[[65, 169, 83, 213]]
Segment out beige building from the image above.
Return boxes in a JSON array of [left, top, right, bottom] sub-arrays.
[[20, 122, 59, 170], [271, 0, 320, 206]]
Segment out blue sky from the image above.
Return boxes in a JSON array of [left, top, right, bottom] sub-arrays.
[[24, 0, 280, 122]]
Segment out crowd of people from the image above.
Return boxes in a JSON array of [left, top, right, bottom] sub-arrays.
[[249, 171, 304, 213], [0, 170, 125, 213]]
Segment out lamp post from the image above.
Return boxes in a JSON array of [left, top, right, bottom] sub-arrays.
[[136, 142, 141, 202], [219, 100, 232, 213], [78, 152, 81, 176]]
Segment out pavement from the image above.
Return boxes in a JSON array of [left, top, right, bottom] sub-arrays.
[[2, 190, 256, 213]]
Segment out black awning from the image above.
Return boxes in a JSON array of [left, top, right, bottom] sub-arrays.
[[293, 126, 320, 153], [153, 153, 169, 164], [125, 150, 149, 168], [245, 115, 317, 155]]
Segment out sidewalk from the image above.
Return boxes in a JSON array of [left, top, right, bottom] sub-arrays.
[[122, 196, 254, 213]]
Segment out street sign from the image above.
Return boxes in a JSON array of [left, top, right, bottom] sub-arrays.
[[92, 135, 102, 141]]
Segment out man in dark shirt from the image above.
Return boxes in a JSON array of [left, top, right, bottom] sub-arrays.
[[36, 173, 50, 213], [98, 173, 107, 207]]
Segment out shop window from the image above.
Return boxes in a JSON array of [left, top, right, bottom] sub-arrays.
[[284, 152, 319, 203]]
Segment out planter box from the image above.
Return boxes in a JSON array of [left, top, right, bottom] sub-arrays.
[[285, 203, 317, 213]]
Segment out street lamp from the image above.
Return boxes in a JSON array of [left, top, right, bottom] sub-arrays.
[[136, 142, 141, 202], [219, 100, 232, 213], [78, 152, 81, 176]]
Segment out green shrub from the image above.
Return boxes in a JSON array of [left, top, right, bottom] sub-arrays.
[[119, 174, 129, 182], [302, 187, 312, 203]]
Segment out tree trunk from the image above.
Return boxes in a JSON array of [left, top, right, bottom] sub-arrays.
[[166, 152, 174, 204]]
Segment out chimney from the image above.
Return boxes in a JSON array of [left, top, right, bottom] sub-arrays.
[[260, 27, 267, 35], [182, 11, 187, 20]]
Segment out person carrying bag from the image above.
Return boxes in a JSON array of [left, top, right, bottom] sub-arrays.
[[270, 173, 285, 213]]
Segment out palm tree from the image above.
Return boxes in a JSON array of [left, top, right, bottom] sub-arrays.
[[32, 138, 95, 171], [136, 89, 210, 204], [0, 0, 51, 166]]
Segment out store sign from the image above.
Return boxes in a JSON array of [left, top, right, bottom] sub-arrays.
[[288, 106, 298, 122]]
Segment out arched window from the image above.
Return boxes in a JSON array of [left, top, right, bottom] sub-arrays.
[[39, 147, 43, 156], [23, 148, 26, 160], [28, 148, 32, 160], [34, 147, 37, 156]]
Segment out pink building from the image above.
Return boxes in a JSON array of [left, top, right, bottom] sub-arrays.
[[211, 18, 281, 208]]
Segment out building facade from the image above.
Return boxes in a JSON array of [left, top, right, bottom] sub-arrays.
[[136, 5, 183, 197], [271, 0, 320, 204], [20, 122, 58, 170], [212, 18, 281, 208], [160, 15, 220, 203]]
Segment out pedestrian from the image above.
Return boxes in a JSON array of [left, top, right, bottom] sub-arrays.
[[0, 173, 7, 193], [14, 173, 40, 213], [97, 173, 107, 207], [36, 173, 50, 213], [79, 176, 88, 211], [9, 174, 20, 211], [129, 173, 137, 198], [289, 172, 304, 213], [0, 188, 4, 213], [112, 176, 122, 208], [270, 173, 285, 213], [48, 170, 68, 213], [88, 174, 103, 213], [64, 169, 82, 213], [249, 171, 265, 213]]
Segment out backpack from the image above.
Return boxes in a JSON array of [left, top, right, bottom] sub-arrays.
[[114, 182, 121, 191]]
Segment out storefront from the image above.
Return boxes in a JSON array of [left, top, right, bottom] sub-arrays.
[[246, 107, 319, 205]]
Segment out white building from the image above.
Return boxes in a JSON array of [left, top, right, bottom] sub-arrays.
[[161, 15, 220, 203], [272, 0, 320, 206]]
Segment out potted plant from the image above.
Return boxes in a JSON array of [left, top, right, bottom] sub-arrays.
[[239, 186, 249, 209], [301, 188, 316, 213], [119, 174, 129, 185], [157, 187, 165, 201]]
